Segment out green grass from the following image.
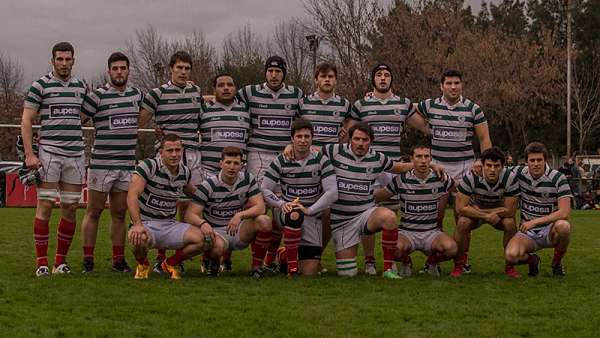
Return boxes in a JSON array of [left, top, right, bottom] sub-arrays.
[[1, 208, 599, 337]]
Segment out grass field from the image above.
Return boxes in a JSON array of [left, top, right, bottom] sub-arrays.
[[0, 208, 599, 337]]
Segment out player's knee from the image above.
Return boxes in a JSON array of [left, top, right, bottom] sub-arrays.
[[284, 210, 304, 229], [110, 207, 127, 221], [445, 240, 458, 257], [456, 217, 472, 233], [256, 215, 272, 232], [502, 218, 517, 231], [380, 208, 397, 230], [86, 206, 103, 221], [504, 244, 521, 263], [554, 220, 571, 236]]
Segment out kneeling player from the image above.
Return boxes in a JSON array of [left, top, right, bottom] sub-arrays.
[[451, 147, 519, 277], [261, 119, 338, 277], [127, 134, 214, 280], [185, 147, 272, 278], [376, 144, 456, 277], [505, 142, 572, 277]]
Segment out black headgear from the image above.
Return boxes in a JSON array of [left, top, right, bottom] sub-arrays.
[[265, 55, 287, 79], [371, 63, 393, 88]]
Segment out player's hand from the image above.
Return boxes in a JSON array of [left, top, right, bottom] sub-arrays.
[[154, 127, 164, 141], [128, 223, 149, 246], [283, 144, 295, 160], [281, 202, 297, 214], [227, 213, 243, 236], [339, 127, 347, 140], [310, 145, 321, 154], [25, 154, 41, 170], [429, 163, 447, 181], [519, 221, 536, 232], [486, 213, 501, 226], [200, 221, 215, 246], [295, 204, 310, 215]]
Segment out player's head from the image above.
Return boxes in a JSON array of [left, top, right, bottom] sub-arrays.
[[291, 118, 313, 154], [524, 142, 548, 178], [409, 142, 432, 173], [169, 51, 192, 86], [159, 134, 183, 168], [506, 153, 514, 166], [314, 62, 337, 94], [220, 146, 243, 179], [107, 52, 129, 87], [440, 69, 462, 101], [51, 42, 75, 79], [371, 63, 392, 94], [348, 122, 374, 157], [480, 147, 506, 183], [213, 73, 236, 104], [265, 55, 286, 90]]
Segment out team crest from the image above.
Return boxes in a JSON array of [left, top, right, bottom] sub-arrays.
[[239, 193, 245, 201], [458, 115, 466, 123], [312, 169, 319, 177], [237, 115, 244, 122], [366, 167, 373, 175], [394, 108, 401, 115], [542, 192, 549, 198], [432, 187, 438, 194], [333, 111, 340, 117], [285, 104, 292, 111], [191, 96, 198, 105], [75, 91, 82, 100]]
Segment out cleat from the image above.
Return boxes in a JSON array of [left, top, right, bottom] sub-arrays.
[[134, 264, 150, 279], [528, 254, 541, 277], [425, 263, 441, 277], [364, 261, 377, 276], [207, 260, 220, 277], [505, 265, 521, 278], [418, 263, 428, 274], [52, 263, 72, 275], [222, 260, 233, 273], [462, 263, 472, 274], [161, 260, 181, 280], [383, 269, 402, 279], [178, 263, 185, 275], [552, 263, 566, 278], [263, 262, 280, 274], [36, 265, 50, 277], [249, 267, 264, 279], [201, 259, 210, 274], [287, 270, 300, 279], [82, 258, 95, 274], [152, 260, 164, 274], [275, 247, 287, 274], [450, 264, 464, 278], [112, 259, 132, 273], [398, 263, 412, 278]]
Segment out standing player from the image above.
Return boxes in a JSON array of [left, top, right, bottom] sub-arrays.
[[505, 142, 573, 278], [350, 63, 430, 275], [375, 144, 457, 277], [21, 42, 87, 276], [451, 147, 520, 277], [80, 52, 144, 273], [127, 134, 213, 280], [238, 56, 303, 271], [261, 119, 338, 277], [186, 147, 272, 277]]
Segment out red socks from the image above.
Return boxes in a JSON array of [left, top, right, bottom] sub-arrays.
[[222, 250, 232, 262], [83, 246, 94, 261], [157, 248, 166, 261], [135, 255, 149, 266], [381, 229, 398, 271], [264, 226, 282, 266], [166, 249, 185, 266], [33, 218, 50, 267], [55, 218, 76, 266], [251, 231, 272, 268], [283, 226, 302, 273], [552, 249, 566, 266], [112, 246, 124, 263]]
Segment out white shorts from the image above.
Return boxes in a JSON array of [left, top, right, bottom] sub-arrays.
[[274, 208, 322, 247], [331, 207, 377, 252], [434, 159, 474, 181], [87, 168, 131, 193], [142, 220, 190, 249], [399, 228, 444, 256], [516, 223, 554, 251], [38, 146, 85, 185], [214, 222, 250, 251], [247, 151, 277, 188]]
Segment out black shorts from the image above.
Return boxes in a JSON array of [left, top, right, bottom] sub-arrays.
[[298, 245, 322, 261]]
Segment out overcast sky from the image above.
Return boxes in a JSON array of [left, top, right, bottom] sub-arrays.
[[0, 0, 491, 86]]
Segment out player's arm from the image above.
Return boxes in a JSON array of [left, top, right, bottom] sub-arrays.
[[20, 107, 40, 169], [126, 174, 151, 246], [339, 117, 356, 143], [495, 196, 518, 218], [521, 197, 571, 231], [455, 192, 494, 221], [406, 111, 431, 135], [306, 174, 338, 215], [138, 108, 153, 129], [184, 202, 209, 228], [474, 123, 492, 152], [374, 187, 394, 203], [240, 193, 266, 220]]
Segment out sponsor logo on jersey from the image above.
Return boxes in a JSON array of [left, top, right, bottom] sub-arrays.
[[210, 206, 242, 219], [49, 104, 80, 119], [109, 114, 138, 130], [146, 193, 177, 212], [287, 184, 320, 199], [312, 122, 339, 137], [337, 178, 371, 196], [211, 128, 246, 142], [521, 199, 553, 218], [432, 126, 467, 142], [370, 122, 402, 136], [405, 200, 438, 215], [258, 116, 292, 130]]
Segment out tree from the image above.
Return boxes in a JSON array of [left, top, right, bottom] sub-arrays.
[[0, 53, 24, 160], [572, 52, 600, 154], [220, 24, 267, 87], [271, 18, 313, 92]]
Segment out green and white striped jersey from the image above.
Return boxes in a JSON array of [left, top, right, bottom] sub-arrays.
[[514, 165, 572, 224], [191, 171, 260, 228], [297, 93, 351, 146], [385, 170, 453, 231], [457, 169, 519, 209], [141, 81, 203, 151], [351, 95, 414, 161], [24, 72, 87, 156], [238, 83, 302, 153], [417, 96, 486, 162], [134, 158, 190, 221], [324, 143, 394, 227], [82, 84, 143, 171], [199, 99, 250, 174]]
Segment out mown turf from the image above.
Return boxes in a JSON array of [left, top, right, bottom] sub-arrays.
[[0, 208, 599, 337]]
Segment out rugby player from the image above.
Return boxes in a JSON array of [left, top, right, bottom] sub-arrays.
[[80, 52, 144, 273], [21, 42, 87, 276], [185, 147, 272, 278], [127, 134, 213, 280], [451, 147, 520, 277], [261, 119, 338, 277], [505, 142, 573, 278], [375, 143, 456, 277]]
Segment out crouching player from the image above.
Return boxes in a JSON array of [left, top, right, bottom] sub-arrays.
[[505, 142, 572, 278], [375, 143, 456, 277], [127, 134, 214, 280], [185, 147, 272, 278], [261, 119, 338, 277], [451, 147, 520, 277]]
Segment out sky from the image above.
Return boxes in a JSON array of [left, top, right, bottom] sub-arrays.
[[0, 0, 492, 86]]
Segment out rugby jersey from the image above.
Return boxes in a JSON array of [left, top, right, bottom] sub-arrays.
[[191, 171, 260, 228], [134, 158, 190, 221], [351, 94, 414, 160], [238, 83, 302, 153], [297, 93, 351, 146], [417, 96, 486, 162], [82, 84, 143, 171], [199, 99, 250, 174], [263, 151, 335, 207], [24, 72, 87, 156], [324, 143, 394, 227], [457, 168, 519, 209], [141, 81, 203, 151], [385, 170, 453, 231], [514, 165, 572, 224]]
